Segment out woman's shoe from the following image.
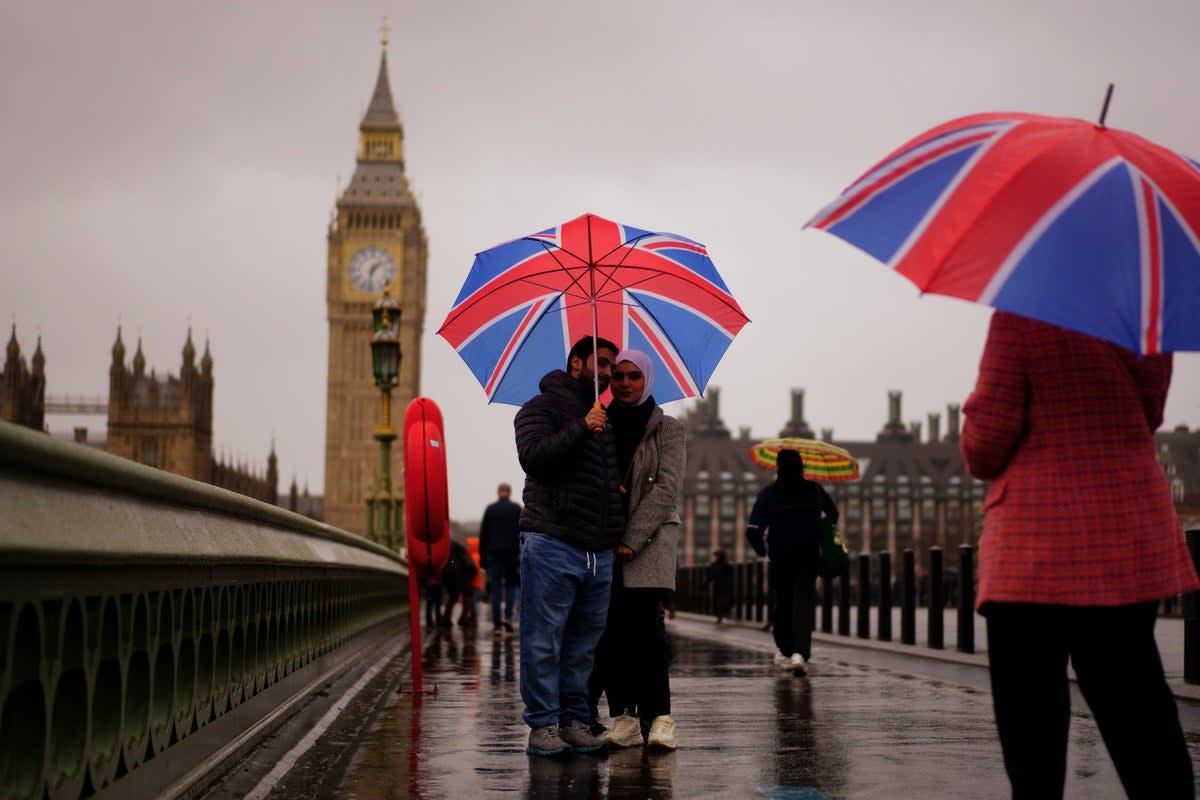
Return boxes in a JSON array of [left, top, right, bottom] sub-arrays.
[[646, 716, 677, 751], [605, 713, 645, 748]]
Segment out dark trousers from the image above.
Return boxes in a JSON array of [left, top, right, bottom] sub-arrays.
[[589, 585, 671, 722], [424, 584, 442, 627], [769, 562, 817, 660], [487, 555, 520, 627], [985, 602, 1193, 800]]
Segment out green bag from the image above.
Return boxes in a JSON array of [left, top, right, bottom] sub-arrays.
[[818, 517, 850, 578]]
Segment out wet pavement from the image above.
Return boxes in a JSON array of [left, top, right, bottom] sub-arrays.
[[328, 614, 1200, 799]]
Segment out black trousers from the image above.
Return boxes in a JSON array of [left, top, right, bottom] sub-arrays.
[[769, 562, 817, 660], [985, 601, 1193, 800], [589, 584, 671, 722]]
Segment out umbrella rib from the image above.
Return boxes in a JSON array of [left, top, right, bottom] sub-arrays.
[[530, 239, 595, 301], [482, 294, 562, 400], [590, 233, 651, 296], [593, 263, 749, 317], [438, 260, 596, 331]]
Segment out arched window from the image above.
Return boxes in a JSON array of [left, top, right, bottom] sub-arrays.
[[140, 437, 160, 468]]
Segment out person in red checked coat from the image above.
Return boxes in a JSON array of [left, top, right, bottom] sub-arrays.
[[962, 310, 1199, 800]]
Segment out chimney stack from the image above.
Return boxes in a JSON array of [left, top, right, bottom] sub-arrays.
[[946, 403, 961, 441]]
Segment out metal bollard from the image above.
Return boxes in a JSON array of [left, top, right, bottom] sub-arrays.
[[857, 552, 871, 639], [929, 546, 944, 650], [958, 544, 976, 654], [734, 562, 745, 621], [901, 549, 916, 645], [821, 575, 834, 633], [878, 551, 892, 642], [1185, 530, 1200, 684], [755, 560, 766, 623], [838, 564, 851, 636]]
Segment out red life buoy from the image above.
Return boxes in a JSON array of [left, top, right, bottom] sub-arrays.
[[403, 397, 450, 581]]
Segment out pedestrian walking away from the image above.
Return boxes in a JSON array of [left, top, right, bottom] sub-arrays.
[[962, 310, 1199, 800], [706, 549, 734, 624], [480, 481, 522, 637], [588, 349, 686, 752], [514, 335, 625, 757], [746, 449, 838, 676]]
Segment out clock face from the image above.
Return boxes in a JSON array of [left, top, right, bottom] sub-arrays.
[[348, 246, 396, 292]]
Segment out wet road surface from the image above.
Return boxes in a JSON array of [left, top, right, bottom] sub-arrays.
[[331, 615, 1200, 799]]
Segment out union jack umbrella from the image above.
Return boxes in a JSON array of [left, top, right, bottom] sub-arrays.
[[805, 106, 1200, 355], [438, 212, 750, 405]]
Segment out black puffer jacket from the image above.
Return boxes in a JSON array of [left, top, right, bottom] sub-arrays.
[[514, 370, 625, 552]]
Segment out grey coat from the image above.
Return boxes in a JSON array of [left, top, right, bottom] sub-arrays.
[[621, 408, 687, 589]]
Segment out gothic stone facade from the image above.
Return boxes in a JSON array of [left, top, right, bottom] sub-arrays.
[[679, 387, 1200, 572], [1, 325, 45, 431], [107, 328, 277, 505]]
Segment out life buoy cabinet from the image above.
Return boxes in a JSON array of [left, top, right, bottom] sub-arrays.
[[403, 397, 450, 581]]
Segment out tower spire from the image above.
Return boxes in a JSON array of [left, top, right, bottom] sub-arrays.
[[361, 20, 401, 133]]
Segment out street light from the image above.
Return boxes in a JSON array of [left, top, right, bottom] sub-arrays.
[[367, 289, 402, 549]]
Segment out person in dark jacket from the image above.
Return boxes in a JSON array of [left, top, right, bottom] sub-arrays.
[[706, 549, 734, 624], [439, 538, 478, 627], [515, 335, 625, 757], [480, 482, 522, 636], [746, 449, 838, 675]]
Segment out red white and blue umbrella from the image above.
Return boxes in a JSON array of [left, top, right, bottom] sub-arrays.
[[805, 106, 1200, 355], [438, 212, 750, 405]]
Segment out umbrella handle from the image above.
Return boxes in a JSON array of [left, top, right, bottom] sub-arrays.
[[591, 401, 604, 434]]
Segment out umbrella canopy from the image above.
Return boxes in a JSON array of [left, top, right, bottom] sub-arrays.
[[438, 212, 750, 405], [805, 110, 1200, 355], [749, 437, 860, 482]]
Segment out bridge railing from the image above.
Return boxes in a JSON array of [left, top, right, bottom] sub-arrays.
[[0, 420, 408, 800], [678, 537, 1199, 674]]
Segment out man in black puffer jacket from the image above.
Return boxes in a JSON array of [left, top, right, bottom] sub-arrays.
[[515, 335, 625, 757]]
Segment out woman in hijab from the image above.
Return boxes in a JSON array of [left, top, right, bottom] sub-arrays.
[[745, 449, 838, 674], [587, 349, 687, 750]]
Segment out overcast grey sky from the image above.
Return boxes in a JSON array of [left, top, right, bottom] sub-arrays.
[[3, 1, 1198, 521]]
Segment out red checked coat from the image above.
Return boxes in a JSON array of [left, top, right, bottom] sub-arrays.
[[961, 311, 1198, 609]]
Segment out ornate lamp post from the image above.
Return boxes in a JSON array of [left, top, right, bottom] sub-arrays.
[[367, 289, 402, 549]]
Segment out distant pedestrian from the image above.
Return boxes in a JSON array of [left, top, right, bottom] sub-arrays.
[[424, 581, 442, 629], [746, 449, 838, 675], [706, 549, 734, 623], [439, 538, 478, 628], [515, 335, 625, 757], [962, 310, 1199, 799], [588, 349, 686, 752], [480, 482, 522, 637]]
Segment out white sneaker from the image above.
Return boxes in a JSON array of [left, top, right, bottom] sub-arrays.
[[605, 712, 644, 748], [646, 715, 677, 750], [790, 653, 807, 675], [773, 651, 791, 669]]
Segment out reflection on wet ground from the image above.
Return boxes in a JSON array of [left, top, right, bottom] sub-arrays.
[[336, 617, 1200, 799]]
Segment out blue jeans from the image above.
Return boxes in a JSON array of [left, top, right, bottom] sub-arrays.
[[487, 556, 520, 627], [519, 532, 613, 729]]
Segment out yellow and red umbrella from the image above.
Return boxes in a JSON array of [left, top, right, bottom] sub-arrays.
[[749, 437, 860, 482]]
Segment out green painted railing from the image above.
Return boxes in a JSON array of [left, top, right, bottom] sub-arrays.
[[0, 420, 408, 800]]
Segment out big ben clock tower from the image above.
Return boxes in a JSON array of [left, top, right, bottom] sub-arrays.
[[325, 27, 427, 535]]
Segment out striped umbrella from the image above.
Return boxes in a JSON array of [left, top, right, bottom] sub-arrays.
[[749, 437, 860, 482]]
